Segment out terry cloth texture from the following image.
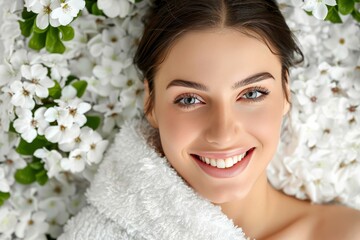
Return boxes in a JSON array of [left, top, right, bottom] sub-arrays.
[[59, 119, 247, 240]]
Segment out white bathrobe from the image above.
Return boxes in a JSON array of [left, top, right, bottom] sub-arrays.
[[59, 119, 248, 240]]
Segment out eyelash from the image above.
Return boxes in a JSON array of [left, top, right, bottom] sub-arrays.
[[173, 86, 270, 109]]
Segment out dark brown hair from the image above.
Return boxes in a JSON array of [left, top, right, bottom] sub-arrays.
[[134, 0, 303, 115]]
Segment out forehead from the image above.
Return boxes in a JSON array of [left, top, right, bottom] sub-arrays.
[[157, 28, 281, 78]]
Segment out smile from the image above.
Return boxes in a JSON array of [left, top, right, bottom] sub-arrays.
[[191, 148, 254, 178], [197, 151, 248, 169]]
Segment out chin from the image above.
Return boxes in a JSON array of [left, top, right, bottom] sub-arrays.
[[198, 185, 251, 204]]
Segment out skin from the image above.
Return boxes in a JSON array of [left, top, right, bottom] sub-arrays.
[[144, 28, 360, 239]]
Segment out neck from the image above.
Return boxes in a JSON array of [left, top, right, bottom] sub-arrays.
[[215, 172, 280, 239]]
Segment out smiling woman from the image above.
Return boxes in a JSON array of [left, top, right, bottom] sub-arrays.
[[59, 0, 360, 240]]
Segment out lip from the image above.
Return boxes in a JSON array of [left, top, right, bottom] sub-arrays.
[[193, 148, 250, 159], [191, 147, 255, 178]]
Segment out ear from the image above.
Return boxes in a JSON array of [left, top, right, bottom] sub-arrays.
[[144, 79, 159, 128], [283, 73, 291, 116]]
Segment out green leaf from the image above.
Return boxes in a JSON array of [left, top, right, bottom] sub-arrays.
[[29, 159, 44, 170], [338, 0, 355, 15], [71, 80, 88, 97], [29, 31, 47, 51], [325, 6, 343, 23], [15, 165, 37, 184], [0, 191, 10, 206], [48, 80, 62, 99], [65, 75, 78, 85], [9, 122, 17, 133], [58, 25, 75, 41], [19, 17, 35, 37], [135, 0, 143, 2], [85, 115, 101, 130], [36, 170, 48, 185], [352, 9, 360, 22], [85, 0, 96, 12], [33, 22, 48, 33], [0, 191, 10, 200], [22, 10, 37, 19], [91, 2, 104, 16], [16, 136, 49, 155], [45, 27, 65, 54]]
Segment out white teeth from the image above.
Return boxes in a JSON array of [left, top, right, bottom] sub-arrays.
[[225, 158, 233, 168], [198, 151, 247, 169], [217, 159, 225, 169]]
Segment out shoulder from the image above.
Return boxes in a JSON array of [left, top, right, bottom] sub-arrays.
[[311, 204, 360, 240]]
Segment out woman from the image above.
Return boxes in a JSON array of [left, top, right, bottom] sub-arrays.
[[59, 0, 360, 239]]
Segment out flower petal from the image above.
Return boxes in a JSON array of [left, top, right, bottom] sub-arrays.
[[313, 4, 328, 20]]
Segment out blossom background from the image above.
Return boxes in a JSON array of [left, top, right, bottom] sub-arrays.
[[0, 0, 359, 239]]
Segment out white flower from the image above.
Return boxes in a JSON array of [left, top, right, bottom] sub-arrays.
[[41, 54, 70, 81], [0, 14, 21, 52], [38, 197, 68, 238], [66, 192, 87, 215], [31, 0, 61, 29], [15, 211, 49, 240], [93, 92, 123, 133], [60, 148, 86, 172], [57, 99, 91, 126], [50, 0, 85, 26], [58, 125, 89, 152], [24, 0, 39, 9], [0, 145, 26, 182], [44, 104, 81, 144], [10, 81, 36, 109], [21, 64, 55, 98], [13, 107, 49, 142], [13, 108, 37, 142], [10, 187, 38, 213], [34, 148, 63, 178], [43, 106, 69, 124], [302, 0, 337, 20], [324, 22, 360, 61], [0, 206, 17, 238], [0, 167, 10, 192], [0, 62, 20, 86], [37, 176, 76, 199], [44, 120, 81, 144], [321, 97, 348, 120], [38, 197, 67, 219], [98, 0, 131, 18], [93, 57, 124, 87], [79, 127, 108, 164], [9, 48, 41, 70], [102, 27, 127, 47], [60, 84, 77, 101], [87, 34, 105, 58]]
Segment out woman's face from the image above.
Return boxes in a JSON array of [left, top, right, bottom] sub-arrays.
[[145, 28, 289, 203]]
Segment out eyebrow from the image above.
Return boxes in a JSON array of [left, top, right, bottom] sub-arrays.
[[166, 72, 274, 91]]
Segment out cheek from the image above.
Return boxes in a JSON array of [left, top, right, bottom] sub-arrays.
[[240, 98, 284, 155], [155, 103, 201, 157]]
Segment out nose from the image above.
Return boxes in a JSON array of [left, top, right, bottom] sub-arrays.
[[204, 103, 240, 146]]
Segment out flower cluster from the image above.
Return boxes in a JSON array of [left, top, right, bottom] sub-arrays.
[[302, 0, 360, 22], [269, 0, 360, 209], [0, 0, 359, 239], [0, 0, 148, 238]]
